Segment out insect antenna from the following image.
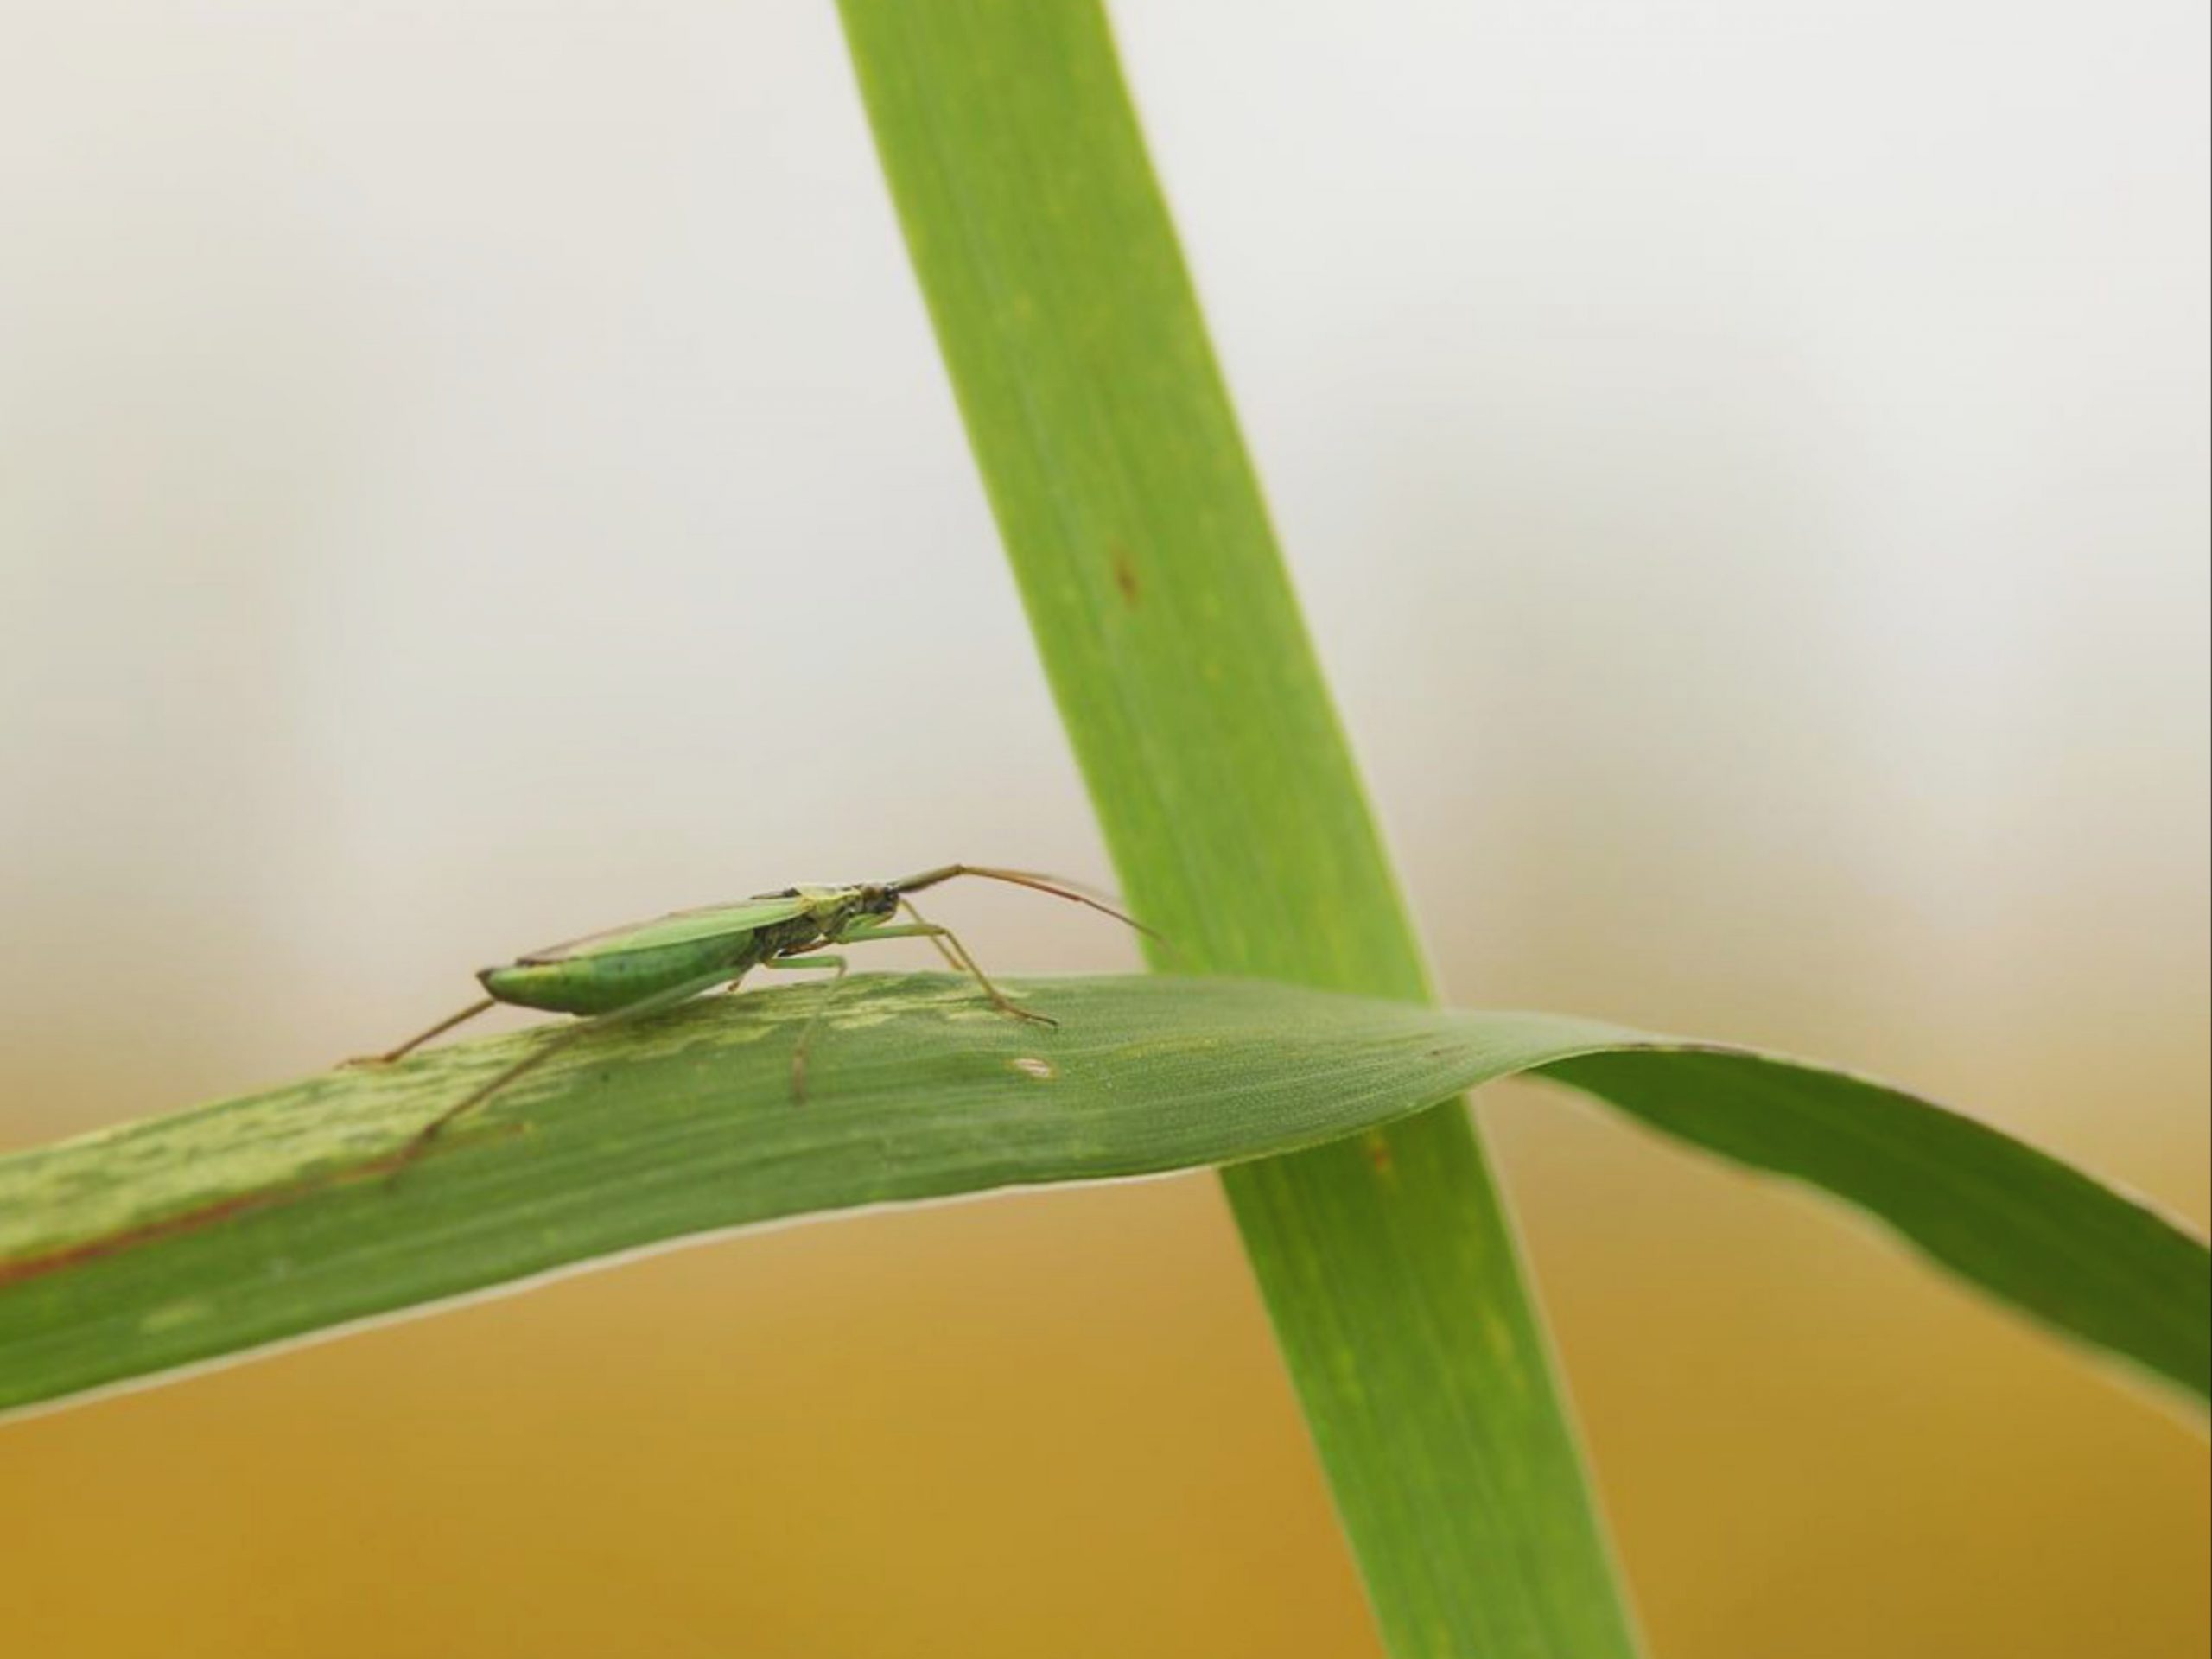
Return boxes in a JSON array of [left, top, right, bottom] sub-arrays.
[[892, 863, 1163, 943]]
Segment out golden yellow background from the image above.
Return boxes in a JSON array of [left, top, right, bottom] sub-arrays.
[[3, 3, 2204, 1656]]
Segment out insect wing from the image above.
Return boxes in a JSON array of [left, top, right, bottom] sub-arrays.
[[516, 893, 817, 964]]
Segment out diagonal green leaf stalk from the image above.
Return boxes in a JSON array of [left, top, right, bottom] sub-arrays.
[[836, 3, 1638, 1650]]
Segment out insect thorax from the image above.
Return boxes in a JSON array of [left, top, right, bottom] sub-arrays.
[[753, 883, 894, 955]]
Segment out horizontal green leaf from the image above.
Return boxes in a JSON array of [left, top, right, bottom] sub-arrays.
[[2, 974, 2202, 1421]]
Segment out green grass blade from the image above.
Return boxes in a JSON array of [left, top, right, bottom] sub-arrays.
[[4, 976, 2202, 1428], [1544, 1050, 2210, 1410], [835, 3, 1637, 1649]]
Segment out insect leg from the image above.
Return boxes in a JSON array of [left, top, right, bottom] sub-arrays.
[[759, 952, 849, 1102], [842, 901, 1058, 1028], [395, 968, 741, 1169], [356, 997, 499, 1066], [911, 923, 977, 979]]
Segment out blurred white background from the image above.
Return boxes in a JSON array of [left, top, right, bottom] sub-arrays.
[[2, 3, 2204, 1656]]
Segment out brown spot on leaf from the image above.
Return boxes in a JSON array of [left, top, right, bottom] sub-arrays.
[[1109, 544, 1140, 605]]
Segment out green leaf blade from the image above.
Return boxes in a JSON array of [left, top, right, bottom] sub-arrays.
[[6, 977, 2201, 1433], [833, 3, 1642, 1650], [1547, 1049, 2212, 1403]]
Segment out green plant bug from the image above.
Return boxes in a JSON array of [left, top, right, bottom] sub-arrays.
[[362, 864, 1154, 1164]]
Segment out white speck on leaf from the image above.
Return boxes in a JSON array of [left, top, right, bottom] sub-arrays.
[[139, 1299, 212, 1333]]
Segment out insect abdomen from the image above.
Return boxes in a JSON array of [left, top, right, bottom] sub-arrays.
[[479, 939, 756, 1015]]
